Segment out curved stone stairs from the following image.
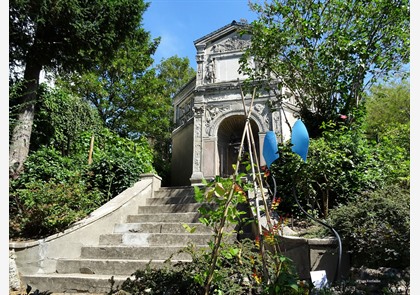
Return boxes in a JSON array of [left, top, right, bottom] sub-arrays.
[[21, 187, 216, 294]]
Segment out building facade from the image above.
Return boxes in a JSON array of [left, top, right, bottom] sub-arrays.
[[171, 21, 299, 186]]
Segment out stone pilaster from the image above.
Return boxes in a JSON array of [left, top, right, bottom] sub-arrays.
[[196, 44, 205, 87], [190, 105, 205, 185]]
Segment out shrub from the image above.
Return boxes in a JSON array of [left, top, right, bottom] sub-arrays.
[[12, 146, 83, 184], [326, 184, 410, 269], [9, 128, 155, 240], [375, 123, 410, 188], [269, 119, 402, 220], [9, 178, 104, 239], [83, 129, 155, 199], [109, 239, 310, 295]]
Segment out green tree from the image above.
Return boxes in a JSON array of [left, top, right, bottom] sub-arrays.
[[57, 31, 161, 139], [364, 80, 410, 187], [153, 56, 196, 184], [156, 55, 196, 99], [364, 80, 410, 139], [9, 0, 151, 179], [241, 0, 409, 137], [270, 120, 383, 219], [29, 84, 103, 156]]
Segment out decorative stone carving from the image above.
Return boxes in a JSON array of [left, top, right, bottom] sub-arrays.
[[205, 106, 231, 135], [207, 93, 238, 102], [176, 99, 194, 127], [205, 106, 230, 122], [272, 111, 281, 132], [211, 35, 251, 53], [196, 54, 205, 63], [194, 145, 201, 170], [205, 58, 215, 83], [195, 119, 202, 137], [193, 105, 205, 116], [193, 120, 203, 173], [254, 103, 269, 126], [254, 103, 265, 114]]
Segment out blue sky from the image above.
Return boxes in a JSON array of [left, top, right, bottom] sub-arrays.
[[142, 0, 258, 68]]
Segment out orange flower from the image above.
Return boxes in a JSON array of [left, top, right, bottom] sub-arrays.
[[255, 236, 260, 249], [252, 271, 262, 284]]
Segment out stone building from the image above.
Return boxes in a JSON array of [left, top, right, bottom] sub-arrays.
[[170, 20, 299, 186]]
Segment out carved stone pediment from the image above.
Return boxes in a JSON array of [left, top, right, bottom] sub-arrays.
[[210, 35, 251, 53]]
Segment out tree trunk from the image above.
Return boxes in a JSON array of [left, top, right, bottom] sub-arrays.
[[323, 190, 329, 218], [9, 59, 42, 179]]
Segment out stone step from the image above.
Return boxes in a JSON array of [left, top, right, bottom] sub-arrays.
[[145, 195, 198, 205], [113, 222, 212, 234], [56, 258, 192, 276], [18, 186, 222, 294], [21, 273, 131, 294], [80, 245, 203, 260], [137, 203, 204, 214], [99, 233, 213, 246], [153, 186, 196, 199], [126, 212, 201, 223]]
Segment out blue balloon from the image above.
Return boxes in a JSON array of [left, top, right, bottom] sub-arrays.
[[263, 131, 279, 168], [291, 119, 309, 161]]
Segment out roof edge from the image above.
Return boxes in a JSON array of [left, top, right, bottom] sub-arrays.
[[193, 20, 249, 45]]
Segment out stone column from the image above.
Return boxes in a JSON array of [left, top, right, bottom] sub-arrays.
[[190, 105, 205, 185], [195, 45, 205, 87]]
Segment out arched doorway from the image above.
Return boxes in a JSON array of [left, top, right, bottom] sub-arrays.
[[217, 115, 260, 177]]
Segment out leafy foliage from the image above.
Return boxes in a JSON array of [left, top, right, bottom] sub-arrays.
[[375, 125, 410, 189], [110, 239, 310, 295], [9, 0, 152, 178], [9, 129, 155, 239], [11, 146, 82, 184], [109, 260, 202, 295], [364, 80, 410, 139], [326, 184, 410, 269], [270, 123, 378, 219], [83, 129, 155, 199], [241, 0, 409, 136], [57, 29, 162, 139], [9, 168, 104, 239], [29, 84, 103, 155], [9, 0, 149, 74], [156, 55, 196, 100], [191, 175, 310, 294], [304, 120, 383, 215]]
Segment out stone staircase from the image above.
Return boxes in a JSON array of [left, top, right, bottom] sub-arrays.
[[21, 186, 217, 294]]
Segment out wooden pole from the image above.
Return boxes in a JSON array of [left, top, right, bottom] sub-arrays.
[[88, 134, 94, 165]]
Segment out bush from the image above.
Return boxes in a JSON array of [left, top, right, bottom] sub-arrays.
[[83, 129, 155, 199], [326, 184, 410, 269], [19, 147, 85, 182], [9, 178, 104, 239], [269, 119, 408, 220], [109, 239, 310, 295], [9, 128, 155, 240]]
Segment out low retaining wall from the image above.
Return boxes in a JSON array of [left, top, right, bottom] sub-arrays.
[[9, 174, 161, 289], [278, 235, 350, 283]]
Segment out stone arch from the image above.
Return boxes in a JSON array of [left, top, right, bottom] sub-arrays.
[[216, 114, 261, 177], [208, 109, 268, 138]]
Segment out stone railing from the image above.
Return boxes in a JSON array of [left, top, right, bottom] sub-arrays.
[[9, 173, 161, 291]]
